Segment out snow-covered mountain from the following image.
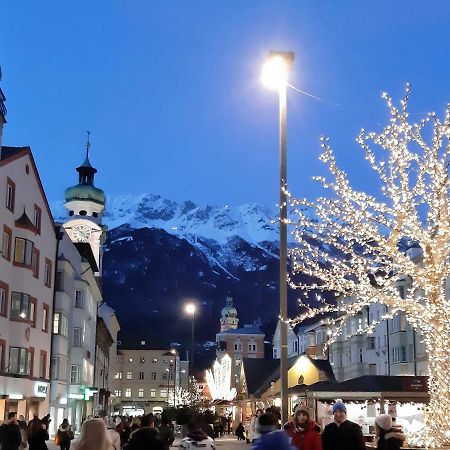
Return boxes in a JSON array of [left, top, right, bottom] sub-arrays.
[[52, 193, 282, 245]]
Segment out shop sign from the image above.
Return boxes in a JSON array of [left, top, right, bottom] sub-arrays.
[[402, 378, 428, 392], [34, 383, 48, 397]]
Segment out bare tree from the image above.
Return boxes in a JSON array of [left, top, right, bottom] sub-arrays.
[[289, 85, 450, 447]]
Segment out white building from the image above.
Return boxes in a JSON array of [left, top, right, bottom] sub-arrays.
[[0, 143, 57, 420], [49, 142, 117, 434], [110, 344, 184, 416], [297, 294, 428, 382], [272, 319, 299, 359]]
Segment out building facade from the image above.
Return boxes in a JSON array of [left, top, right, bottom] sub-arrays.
[[110, 346, 182, 416], [48, 145, 115, 434], [215, 296, 265, 390], [0, 145, 57, 420]]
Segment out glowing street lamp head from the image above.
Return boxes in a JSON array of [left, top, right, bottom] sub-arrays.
[[261, 51, 294, 90], [185, 303, 196, 315]]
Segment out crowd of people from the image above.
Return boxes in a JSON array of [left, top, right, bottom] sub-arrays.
[[0, 401, 406, 450], [245, 401, 406, 450]]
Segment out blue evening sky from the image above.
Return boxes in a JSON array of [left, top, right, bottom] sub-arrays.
[[2, 1, 450, 208]]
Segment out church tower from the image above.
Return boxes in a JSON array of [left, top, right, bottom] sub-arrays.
[[220, 296, 239, 332], [63, 133, 106, 274]]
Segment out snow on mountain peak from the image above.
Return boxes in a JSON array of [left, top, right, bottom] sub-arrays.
[[51, 193, 280, 244]]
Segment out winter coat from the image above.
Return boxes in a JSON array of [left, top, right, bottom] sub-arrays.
[[235, 424, 245, 438], [180, 429, 216, 450], [107, 428, 121, 450], [58, 425, 74, 444], [28, 428, 49, 450], [251, 430, 296, 450], [377, 430, 406, 450], [322, 420, 366, 450], [0, 421, 23, 450], [158, 423, 175, 446], [287, 421, 322, 450], [248, 416, 260, 442], [123, 427, 165, 450]]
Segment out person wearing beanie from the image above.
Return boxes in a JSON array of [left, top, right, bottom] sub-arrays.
[[285, 408, 322, 450], [374, 414, 405, 450], [322, 402, 366, 450], [251, 413, 296, 450]]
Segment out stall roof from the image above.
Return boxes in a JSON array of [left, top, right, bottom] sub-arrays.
[[242, 359, 280, 396], [311, 375, 428, 393]]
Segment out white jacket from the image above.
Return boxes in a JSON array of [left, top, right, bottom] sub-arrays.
[[107, 428, 121, 450], [180, 435, 216, 449]]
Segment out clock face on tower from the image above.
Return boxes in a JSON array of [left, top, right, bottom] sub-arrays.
[[73, 224, 92, 243]]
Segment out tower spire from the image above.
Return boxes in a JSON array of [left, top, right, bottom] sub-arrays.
[[86, 130, 91, 159]]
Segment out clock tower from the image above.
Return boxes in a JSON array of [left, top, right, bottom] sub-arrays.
[[63, 134, 106, 274]]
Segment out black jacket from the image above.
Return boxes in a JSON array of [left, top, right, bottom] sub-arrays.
[[322, 420, 366, 450], [28, 428, 49, 450], [377, 430, 406, 450], [0, 422, 22, 450], [124, 427, 168, 450]]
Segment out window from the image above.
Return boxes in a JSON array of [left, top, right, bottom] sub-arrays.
[[152, 358, 157, 363], [28, 347, 34, 377], [10, 292, 31, 321], [150, 389, 156, 398], [53, 312, 68, 336], [139, 371, 144, 380], [160, 389, 167, 398], [75, 290, 84, 308], [44, 259, 52, 287], [125, 388, 131, 398], [114, 372, 123, 379], [55, 271, 64, 291], [70, 365, 79, 383], [39, 351, 47, 378], [73, 327, 82, 347], [30, 298, 37, 327], [140, 356, 145, 364], [162, 372, 168, 380], [33, 205, 41, 233], [14, 238, 33, 267], [367, 337, 376, 350], [2, 225, 12, 260], [0, 282, 8, 317], [138, 388, 144, 398], [151, 372, 157, 380], [126, 371, 132, 380], [6, 177, 15, 212], [42, 304, 49, 332], [114, 390, 122, 397], [359, 348, 363, 363], [9, 347, 29, 375], [32, 248, 40, 278]]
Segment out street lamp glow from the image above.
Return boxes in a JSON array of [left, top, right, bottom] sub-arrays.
[[185, 303, 196, 315], [261, 55, 289, 90]]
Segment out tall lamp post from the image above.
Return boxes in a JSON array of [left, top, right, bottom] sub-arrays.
[[261, 51, 295, 425], [185, 303, 196, 373]]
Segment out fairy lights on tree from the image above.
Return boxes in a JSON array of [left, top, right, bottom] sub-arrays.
[[289, 85, 450, 447]]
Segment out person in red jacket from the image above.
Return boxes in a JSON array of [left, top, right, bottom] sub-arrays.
[[285, 408, 322, 450]]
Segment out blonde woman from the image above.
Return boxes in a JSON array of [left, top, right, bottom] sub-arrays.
[[72, 419, 112, 450]]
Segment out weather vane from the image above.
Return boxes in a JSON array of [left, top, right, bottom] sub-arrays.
[[86, 130, 91, 158]]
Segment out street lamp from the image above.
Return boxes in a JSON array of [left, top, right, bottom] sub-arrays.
[[184, 303, 196, 372], [261, 50, 295, 425]]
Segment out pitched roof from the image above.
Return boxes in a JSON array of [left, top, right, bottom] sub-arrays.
[[219, 326, 264, 335], [74, 242, 99, 272], [254, 354, 336, 397], [242, 359, 280, 395], [0, 146, 28, 161]]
